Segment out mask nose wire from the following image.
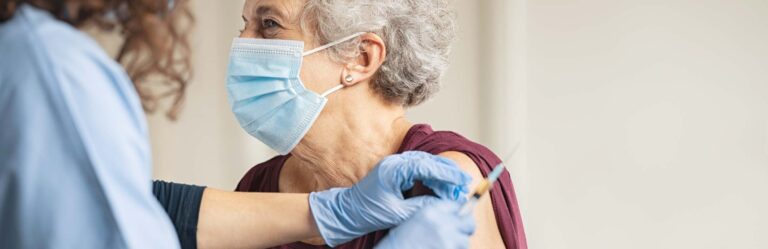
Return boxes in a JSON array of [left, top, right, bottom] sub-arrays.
[[302, 32, 366, 57]]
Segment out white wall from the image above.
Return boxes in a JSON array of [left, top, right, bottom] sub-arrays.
[[525, 0, 768, 248], [407, 0, 482, 140], [147, 0, 768, 248]]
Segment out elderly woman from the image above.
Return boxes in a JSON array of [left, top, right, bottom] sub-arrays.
[[230, 0, 527, 248]]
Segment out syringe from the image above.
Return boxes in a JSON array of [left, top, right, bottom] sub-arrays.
[[458, 143, 519, 215], [458, 163, 507, 215]]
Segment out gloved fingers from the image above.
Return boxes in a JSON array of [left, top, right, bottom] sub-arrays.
[[457, 213, 477, 235], [431, 201, 477, 235], [411, 164, 471, 200], [447, 236, 471, 249], [422, 178, 470, 201], [398, 152, 472, 192], [373, 154, 412, 189], [399, 150, 436, 159], [401, 196, 441, 214]]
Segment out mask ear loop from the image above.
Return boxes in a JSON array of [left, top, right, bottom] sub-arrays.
[[310, 32, 366, 97], [302, 32, 366, 57], [320, 69, 351, 97], [320, 84, 345, 97]]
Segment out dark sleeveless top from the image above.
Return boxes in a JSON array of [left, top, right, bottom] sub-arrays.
[[235, 124, 527, 249]]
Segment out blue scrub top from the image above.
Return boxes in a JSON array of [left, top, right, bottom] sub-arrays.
[[0, 5, 180, 249]]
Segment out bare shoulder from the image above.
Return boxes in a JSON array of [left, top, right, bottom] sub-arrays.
[[439, 151, 506, 249], [439, 152, 483, 181]]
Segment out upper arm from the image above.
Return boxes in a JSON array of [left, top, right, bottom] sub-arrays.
[[439, 151, 506, 249], [44, 42, 182, 248]]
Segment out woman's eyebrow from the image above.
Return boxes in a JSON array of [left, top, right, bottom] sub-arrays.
[[255, 5, 288, 21]]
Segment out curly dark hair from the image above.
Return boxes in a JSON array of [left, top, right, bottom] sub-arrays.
[[0, 0, 194, 119]]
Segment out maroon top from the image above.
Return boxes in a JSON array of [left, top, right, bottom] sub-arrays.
[[236, 124, 527, 249]]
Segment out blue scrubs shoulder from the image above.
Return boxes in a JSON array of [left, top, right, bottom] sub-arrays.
[[0, 5, 180, 249]]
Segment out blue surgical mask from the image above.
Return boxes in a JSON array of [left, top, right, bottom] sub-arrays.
[[226, 33, 364, 155]]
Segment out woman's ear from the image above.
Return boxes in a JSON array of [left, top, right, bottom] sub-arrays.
[[341, 33, 386, 87]]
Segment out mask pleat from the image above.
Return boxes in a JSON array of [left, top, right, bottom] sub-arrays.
[[232, 91, 297, 126], [227, 76, 290, 100], [227, 56, 298, 78], [252, 96, 325, 154]]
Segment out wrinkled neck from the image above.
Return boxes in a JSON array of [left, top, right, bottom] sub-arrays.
[[289, 96, 411, 190]]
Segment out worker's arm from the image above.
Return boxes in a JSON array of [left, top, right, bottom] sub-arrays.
[[153, 152, 471, 249], [152, 181, 317, 249], [196, 188, 318, 249]]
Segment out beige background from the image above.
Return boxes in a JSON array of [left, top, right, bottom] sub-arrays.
[[147, 0, 768, 248]]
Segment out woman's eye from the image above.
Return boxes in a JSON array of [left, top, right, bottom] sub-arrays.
[[262, 19, 280, 29]]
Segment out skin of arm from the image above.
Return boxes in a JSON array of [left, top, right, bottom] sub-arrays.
[[196, 189, 320, 249], [439, 152, 506, 249]]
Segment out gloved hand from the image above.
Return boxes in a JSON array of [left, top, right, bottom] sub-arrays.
[[309, 151, 472, 247], [375, 200, 476, 249]]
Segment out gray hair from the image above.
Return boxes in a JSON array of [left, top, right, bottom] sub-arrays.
[[300, 0, 456, 107]]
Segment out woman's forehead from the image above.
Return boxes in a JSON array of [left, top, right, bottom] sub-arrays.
[[243, 0, 306, 21]]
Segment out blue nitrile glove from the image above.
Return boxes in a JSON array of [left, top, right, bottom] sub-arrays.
[[375, 200, 476, 249], [308, 151, 472, 247]]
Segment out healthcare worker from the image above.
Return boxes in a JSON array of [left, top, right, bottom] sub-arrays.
[[0, 1, 476, 249]]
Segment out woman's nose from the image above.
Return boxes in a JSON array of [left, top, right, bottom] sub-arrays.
[[238, 26, 263, 39], [239, 30, 261, 39]]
